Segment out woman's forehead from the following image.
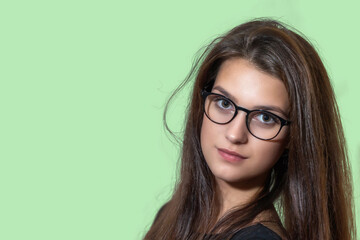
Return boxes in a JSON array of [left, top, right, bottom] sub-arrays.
[[214, 58, 290, 114]]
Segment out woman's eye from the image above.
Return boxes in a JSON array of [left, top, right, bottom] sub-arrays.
[[216, 99, 232, 109], [255, 112, 276, 124]]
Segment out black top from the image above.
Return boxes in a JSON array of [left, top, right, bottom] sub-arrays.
[[230, 223, 282, 240]]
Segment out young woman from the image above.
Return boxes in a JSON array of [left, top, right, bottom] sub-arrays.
[[144, 19, 356, 240]]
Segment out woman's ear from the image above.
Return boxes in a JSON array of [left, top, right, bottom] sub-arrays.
[[282, 148, 289, 157], [284, 133, 290, 149]]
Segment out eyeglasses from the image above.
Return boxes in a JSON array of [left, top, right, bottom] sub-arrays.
[[201, 90, 291, 140]]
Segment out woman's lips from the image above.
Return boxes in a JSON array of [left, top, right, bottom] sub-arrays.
[[217, 148, 247, 163]]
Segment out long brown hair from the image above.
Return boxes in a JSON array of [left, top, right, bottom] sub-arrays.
[[144, 19, 356, 240]]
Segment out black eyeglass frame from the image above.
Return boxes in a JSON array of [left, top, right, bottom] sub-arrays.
[[201, 89, 291, 140]]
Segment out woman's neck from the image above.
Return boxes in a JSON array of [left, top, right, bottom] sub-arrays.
[[215, 176, 267, 220]]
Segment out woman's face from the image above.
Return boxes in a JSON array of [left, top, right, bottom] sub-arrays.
[[200, 58, 290, 187]]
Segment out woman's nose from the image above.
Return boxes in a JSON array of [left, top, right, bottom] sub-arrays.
[[225, 112, 249, 144]]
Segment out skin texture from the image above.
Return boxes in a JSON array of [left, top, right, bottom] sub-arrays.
[[200, 58, 290, 215]]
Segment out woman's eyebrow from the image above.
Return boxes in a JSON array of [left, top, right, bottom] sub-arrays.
[[252, 105, 288, 117], [212, 86, 237, 101], [212, 85, 288, 117]]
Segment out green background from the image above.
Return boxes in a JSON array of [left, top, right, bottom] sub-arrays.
[[0, 0, 359, 239]]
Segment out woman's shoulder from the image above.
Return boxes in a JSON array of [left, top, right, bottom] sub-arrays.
[[230, 223, 282, 240]]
